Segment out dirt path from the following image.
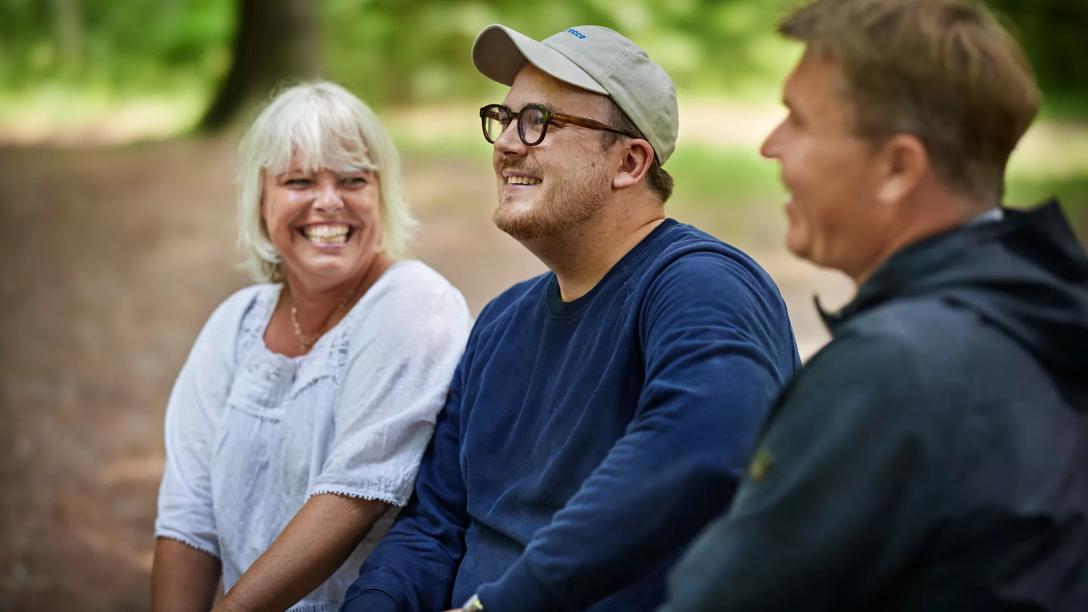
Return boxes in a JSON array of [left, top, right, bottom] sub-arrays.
[[0, 138, 847, 610]]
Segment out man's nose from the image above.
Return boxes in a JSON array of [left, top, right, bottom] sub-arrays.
[[760, 121, 785, 159], [493, 120, 527, 156]]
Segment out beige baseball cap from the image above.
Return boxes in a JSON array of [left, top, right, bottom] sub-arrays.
[[471, 24, 679, 165]]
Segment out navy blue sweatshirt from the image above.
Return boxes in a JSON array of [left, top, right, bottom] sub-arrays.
[[342, 220, 799, 611]]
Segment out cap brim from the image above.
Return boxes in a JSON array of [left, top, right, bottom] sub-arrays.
[[471, 24, 608, 95]]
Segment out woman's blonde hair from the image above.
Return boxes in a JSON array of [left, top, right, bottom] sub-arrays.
[[236, 81, 416, 282]]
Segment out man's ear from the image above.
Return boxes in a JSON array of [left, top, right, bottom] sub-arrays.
[[877, 134, 929, 205], [613, 138, 655, 190]]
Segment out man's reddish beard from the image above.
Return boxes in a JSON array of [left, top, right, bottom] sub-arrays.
[[498, 158, 544, 178], [492, 158, 611, 242]]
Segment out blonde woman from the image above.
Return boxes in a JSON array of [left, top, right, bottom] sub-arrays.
[[151, 82, 471, 612]]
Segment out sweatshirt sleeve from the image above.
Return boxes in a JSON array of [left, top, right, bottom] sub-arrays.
[[476, 253, 798, 611], [340, 356, 471, 612], [660, 331, 944, 612]]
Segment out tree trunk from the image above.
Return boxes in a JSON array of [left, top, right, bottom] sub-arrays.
[[50, 0, 84, 76], [199, 0, 320, 132]]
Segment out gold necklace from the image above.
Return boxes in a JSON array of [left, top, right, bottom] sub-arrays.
[[286, 257, 386, 351], [287, 285, 357, 350]]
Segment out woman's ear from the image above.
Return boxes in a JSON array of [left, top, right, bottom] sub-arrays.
[[612, 138, 655, 190]]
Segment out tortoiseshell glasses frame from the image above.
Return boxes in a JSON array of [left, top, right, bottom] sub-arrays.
[[479, 103, 636, 146]]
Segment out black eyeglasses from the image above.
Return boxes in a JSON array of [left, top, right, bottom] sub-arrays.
[[479, 103, 636, 146]]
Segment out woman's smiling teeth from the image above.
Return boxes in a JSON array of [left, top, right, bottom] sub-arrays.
[[507, 175, 541, 186], [301, 223, 350, 245]]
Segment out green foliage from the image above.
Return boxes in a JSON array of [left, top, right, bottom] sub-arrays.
[[0, 0, 231, 94], [0, 0, 800, 108], [0, 0, 1084, 131], [984, 0, 1088, 103], [320, 0, 798, 107]]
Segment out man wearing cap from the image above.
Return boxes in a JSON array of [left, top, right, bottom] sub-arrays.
[[341, 24, 798, 612]]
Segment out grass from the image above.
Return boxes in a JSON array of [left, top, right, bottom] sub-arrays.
[[1007, 173, 1088, 239], [0, 83, 209, 145], [669, 145, 781, 204]]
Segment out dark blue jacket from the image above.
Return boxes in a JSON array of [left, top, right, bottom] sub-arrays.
[[664, 202, 1088, 611], [342, 220, 799, 611]]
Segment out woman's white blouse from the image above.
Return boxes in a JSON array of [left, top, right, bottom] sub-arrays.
[[154, 261, 472, 612]]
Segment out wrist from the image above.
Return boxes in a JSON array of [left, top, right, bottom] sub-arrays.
[[477, 558, 557, 611], [212, 600, 251, 612]]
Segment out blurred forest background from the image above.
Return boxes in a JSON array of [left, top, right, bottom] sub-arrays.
[[1, 0, 1085, 609]]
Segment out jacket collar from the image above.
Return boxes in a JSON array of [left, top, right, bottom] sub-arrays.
[[816, 199, 1065, 333]]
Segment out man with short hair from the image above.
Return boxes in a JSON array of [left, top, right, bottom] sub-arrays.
[[341, 25, 799, 612], [662, 0, 1088, 610]]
